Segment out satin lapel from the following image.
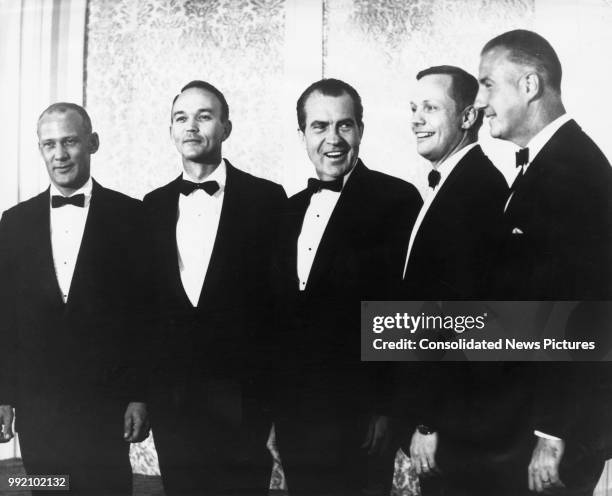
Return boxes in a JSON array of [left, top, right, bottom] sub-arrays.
[[286, 190, 312, 289], [305, 161, 367, 291], [417, 146, 480, 236], [197, 162, 237, 304], [29, 189, 65, 307], [156, 176, 189, 306], [65, 180, 105, 309]]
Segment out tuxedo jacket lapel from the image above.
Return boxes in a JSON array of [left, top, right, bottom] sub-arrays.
[[199, 163, 238, 304], [305, 161, 367, 292], [156, 176, 192, 308], [28, 190, 65, 308]]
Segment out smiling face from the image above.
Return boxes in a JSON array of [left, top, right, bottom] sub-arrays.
[[170, 87, 231, 166], [300, 91, 364, 181], [410, 74, 466, 167], [476, 47, 529, 146], [38, 109, 98, 196]]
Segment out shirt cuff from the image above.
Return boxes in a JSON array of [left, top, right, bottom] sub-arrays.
[[534, 430, 563, 441]]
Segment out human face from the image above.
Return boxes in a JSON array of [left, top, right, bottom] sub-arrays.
[[38, 110, 98, 196], [300, 91, 363, 181], [476, 47, 529, 146], [410, 74, 466, 167], [170, 87, 230, 165]]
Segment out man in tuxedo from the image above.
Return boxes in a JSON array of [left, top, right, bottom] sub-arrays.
[[400, 66, 520, 496], [143, 80, 285, 495], [273, 78, 422, 496], [0, 103, 149, 495], [476, 30, 612, 495]]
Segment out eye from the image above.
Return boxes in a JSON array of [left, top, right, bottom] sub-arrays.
[[339, 122, 354, 130], [198, 114, 212, 121], [424, 104, 436, 112], [42, 142, 54, 150], [174, 115, 186, 123], [64, 138, 77, 146]]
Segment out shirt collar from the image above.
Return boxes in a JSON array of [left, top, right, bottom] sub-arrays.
[[430, 142, 478, 190], [524, 113, 571, 167], [182, 158, 227, 191], [49, 177, 93, 202]]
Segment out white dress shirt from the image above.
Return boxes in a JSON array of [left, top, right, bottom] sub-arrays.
[[297, 168, 354, 291], [50, 178, 93, 303], [506, 113, 572, 211], [403, 143, 478, 278], [176, 160, 226, 307]]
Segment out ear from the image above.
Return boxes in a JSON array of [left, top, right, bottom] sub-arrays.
[[88, 132, 100, 154], [298, 128, 306, 146], [222, 119, 233, 141], [521, 72, 542, 102], [461, 105, 478, 131], [358, 122, 365, 140]]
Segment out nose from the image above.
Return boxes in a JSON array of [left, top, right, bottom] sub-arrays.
[[474, 87, 487, 110], [55, 143, 69, 161], [325, 126, 343, 145], [186, 116, 198, 132], [411, 108, 424, 126]]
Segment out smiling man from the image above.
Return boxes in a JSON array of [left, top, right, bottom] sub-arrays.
[[273, 78, 422, 496], [0, 103, 149, 495], [143, 80, 285, 495], [476, 30, 612, 496], [399, 66, 517, 496]]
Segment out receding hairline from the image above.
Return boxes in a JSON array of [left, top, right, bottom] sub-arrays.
[[37, 105, 92, 134], [171, 85, 230, 122]]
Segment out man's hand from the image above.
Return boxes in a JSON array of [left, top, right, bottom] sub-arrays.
[[410, 429, 438, 477], [123, 402, 149, 443], [361, 415, 390, 455], [0, 405, 14, 443], [528, 437, 565, 493]]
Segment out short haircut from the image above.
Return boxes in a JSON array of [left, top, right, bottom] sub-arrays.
[[38, 102, 93, 134], [482, 29, 562, 93], [296, 78, 363, 132], [171, 80, 230, 122], [416, 65, 483, 134]]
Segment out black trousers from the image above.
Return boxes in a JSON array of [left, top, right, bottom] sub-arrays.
[[17, 399, 131, 496], [275, 413, 395, 496]]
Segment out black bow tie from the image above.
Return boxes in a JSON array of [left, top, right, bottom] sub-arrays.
[[307, 177, 343, 193], [428, 169, 441, 189], [180, 180, 220, 196], [51, 194, 85, 208], [515, 147, 529, 168]]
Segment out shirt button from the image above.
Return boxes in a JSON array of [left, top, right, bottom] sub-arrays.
[[316, 214, 320, 218], [308, 248, 312, 251]]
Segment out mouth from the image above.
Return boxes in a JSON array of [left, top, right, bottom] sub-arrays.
[[324, 150, 349, 160], [414, 131, 434, 140], [183, 139, 202, 144], [54, 163, 74, 173]]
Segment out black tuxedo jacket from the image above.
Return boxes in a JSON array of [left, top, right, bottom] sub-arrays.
[[500, 119, 612, 300], [143, 161, 285, 489], [274, 160, 422, 420], [0, 180, 148, 409], [402, 144, 508, 300], [396, 146, 528, 481], [0, 180, 148, 492], [497, 121, 612, 473]]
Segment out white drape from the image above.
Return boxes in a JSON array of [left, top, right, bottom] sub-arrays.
[[0, 0, 86, 460]]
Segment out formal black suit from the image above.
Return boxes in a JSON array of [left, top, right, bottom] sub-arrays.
[[402, 144, 507, 299], [398, 145, 534, 495], [143, 161, 285, 495], [273, 160, 422, 495], [498, 119, 612, 495], [0, 181, 149, 495]]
